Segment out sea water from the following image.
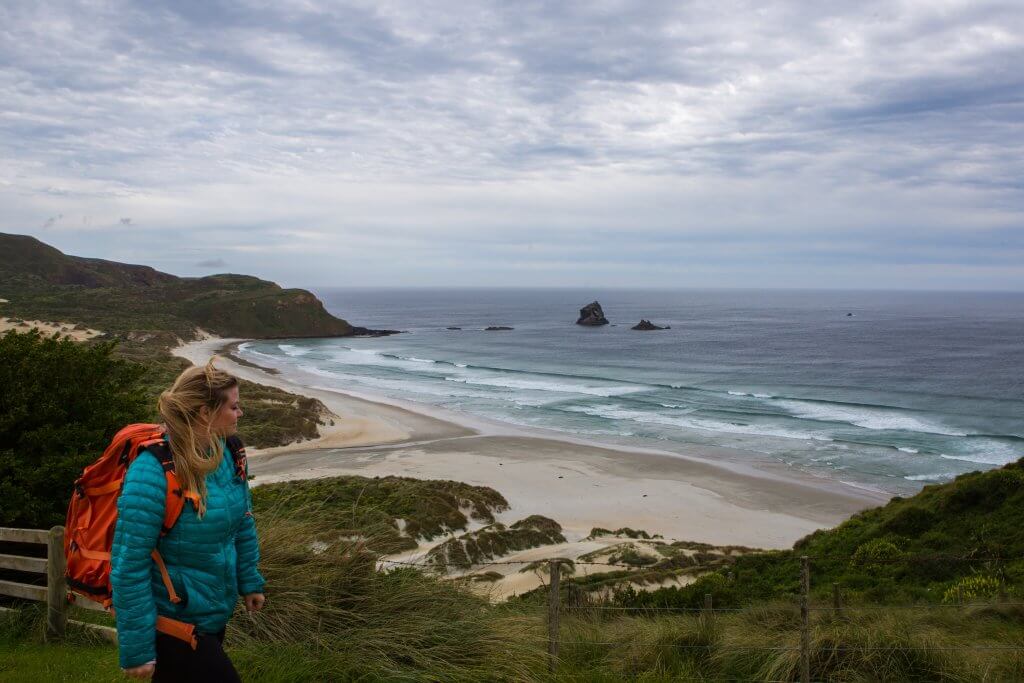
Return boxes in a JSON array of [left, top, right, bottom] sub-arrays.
[[238, 288, 1024, 495]]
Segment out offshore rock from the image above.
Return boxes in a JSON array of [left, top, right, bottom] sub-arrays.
[[576, 301, 609, 326], [632, 319, 668, 331], [484, 326, 513, 331], [349, 326, 401, 337]]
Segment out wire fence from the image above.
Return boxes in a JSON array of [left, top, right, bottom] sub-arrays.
[[374, 551, 1024, 681], [6, 530, 1024, 682]]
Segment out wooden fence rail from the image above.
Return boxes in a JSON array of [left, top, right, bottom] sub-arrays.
[[0, 525, 116, 644]]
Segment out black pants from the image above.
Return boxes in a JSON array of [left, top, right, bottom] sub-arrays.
[[153, 629, 241, 682]]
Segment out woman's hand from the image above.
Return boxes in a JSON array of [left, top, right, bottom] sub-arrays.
[[123, 661, 155, 678], [244, 592, 265, 612]]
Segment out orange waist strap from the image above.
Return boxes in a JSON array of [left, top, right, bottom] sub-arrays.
[[156, 616, 198, 650], [109, 608, 198, 650]]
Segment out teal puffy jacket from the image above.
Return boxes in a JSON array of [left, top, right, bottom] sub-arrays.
[[110, 440, 264, 669]]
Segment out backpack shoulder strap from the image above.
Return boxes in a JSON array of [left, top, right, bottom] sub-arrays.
[[226, 434, 248, 481], [138, 438, 190, 536]]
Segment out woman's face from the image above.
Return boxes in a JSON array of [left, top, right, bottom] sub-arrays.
[[208, 386, 243, 436]]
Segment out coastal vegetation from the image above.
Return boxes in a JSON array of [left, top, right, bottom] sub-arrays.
[[610, 461, 1024, 611], [250, 473, 510, 553], [7, 461, 1024, 680], [0, 232, 343, 452], [0, 232, 354, 339], [426, 515, 566, 570], [0, 330, 148, 528]]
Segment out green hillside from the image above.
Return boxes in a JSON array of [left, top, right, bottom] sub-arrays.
[[0, 233, 362, 452], [0, 232, 353, 339], [613, 458, 1024, 609]]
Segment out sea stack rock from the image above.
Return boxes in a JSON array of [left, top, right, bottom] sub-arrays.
[[632, 319, 666, 331], [576, 301, 609, 326]]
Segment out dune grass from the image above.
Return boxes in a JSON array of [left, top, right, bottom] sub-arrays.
[[550, 601, 1024, 681], [226, 498, 543, 681]]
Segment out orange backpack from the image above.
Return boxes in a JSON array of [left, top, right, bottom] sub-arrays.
[[64, 423, 247, 648]]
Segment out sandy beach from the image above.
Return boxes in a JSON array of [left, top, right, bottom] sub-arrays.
[[175, 337, 884, 553]]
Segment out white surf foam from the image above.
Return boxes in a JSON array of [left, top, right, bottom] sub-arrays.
[[905, 473, 954, 482], [561, 404, 830, 442], [727, 390, 774, 399], [445, 375, 649, 397], [776, 399, 967, 436], [278, 344, 311, 357], [939, 440, 1020, 466]]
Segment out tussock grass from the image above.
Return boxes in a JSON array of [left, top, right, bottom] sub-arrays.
[[549, 602, 1024, 682], [227, 500, 543, 681]]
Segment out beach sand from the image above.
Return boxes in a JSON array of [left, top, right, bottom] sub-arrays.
[[175, 336, 886, 596], [0, 311, 103, 342]]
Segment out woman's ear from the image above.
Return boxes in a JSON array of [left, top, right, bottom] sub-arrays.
[[199, 405, 211, 423]]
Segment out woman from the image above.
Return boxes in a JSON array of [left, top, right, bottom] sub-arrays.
[[110, 361, 265, 680]]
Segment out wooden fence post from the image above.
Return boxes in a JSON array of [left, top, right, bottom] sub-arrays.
[[46, 526, 67, 641], [703, 593, 713, 628], [800, 556, 810, 683], [832, 582, 841, 617], [547, 559, 561, 673]]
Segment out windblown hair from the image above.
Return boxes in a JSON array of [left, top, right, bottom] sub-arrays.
[[157, 359, 239, 517]]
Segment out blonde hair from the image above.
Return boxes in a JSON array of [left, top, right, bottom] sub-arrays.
[[157, 359, 239, 517]]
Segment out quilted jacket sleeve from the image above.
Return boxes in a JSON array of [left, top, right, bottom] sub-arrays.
[[235, 462, 265, 596], [110, 453, 165, 669]]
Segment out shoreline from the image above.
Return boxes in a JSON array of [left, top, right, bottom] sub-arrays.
[[173, 336, 475, 455], [173, 336, 885, 552]]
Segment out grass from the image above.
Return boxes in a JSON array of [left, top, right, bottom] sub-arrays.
[[0, 605, 120, 682], [7, 530, 1024, 680], [225, 501, 544, 681], [548, 601, 1024, 682], [251, 473, 510, 553]]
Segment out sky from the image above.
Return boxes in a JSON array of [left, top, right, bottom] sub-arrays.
[[1, 1, 1023, 290]]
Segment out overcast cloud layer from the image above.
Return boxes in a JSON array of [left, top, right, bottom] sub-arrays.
[[1, 1, 1023, 289]]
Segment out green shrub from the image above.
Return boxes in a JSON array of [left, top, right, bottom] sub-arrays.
[[0, 330, 148, 528], [851, 538, 905, 570], [942, 575, 1004, 604]]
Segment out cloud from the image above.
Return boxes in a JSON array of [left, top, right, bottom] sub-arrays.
[[196, 258, 227, 268], [0, 1, 1022, 289]]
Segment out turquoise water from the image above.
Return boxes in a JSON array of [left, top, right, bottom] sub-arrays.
[[239, 288, 1024, 494]]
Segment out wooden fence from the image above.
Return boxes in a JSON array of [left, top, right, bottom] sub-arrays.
[[0, 525, 116, 643]]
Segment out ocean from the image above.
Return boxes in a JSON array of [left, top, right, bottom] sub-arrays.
[[237, 288, 1024, 495]]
